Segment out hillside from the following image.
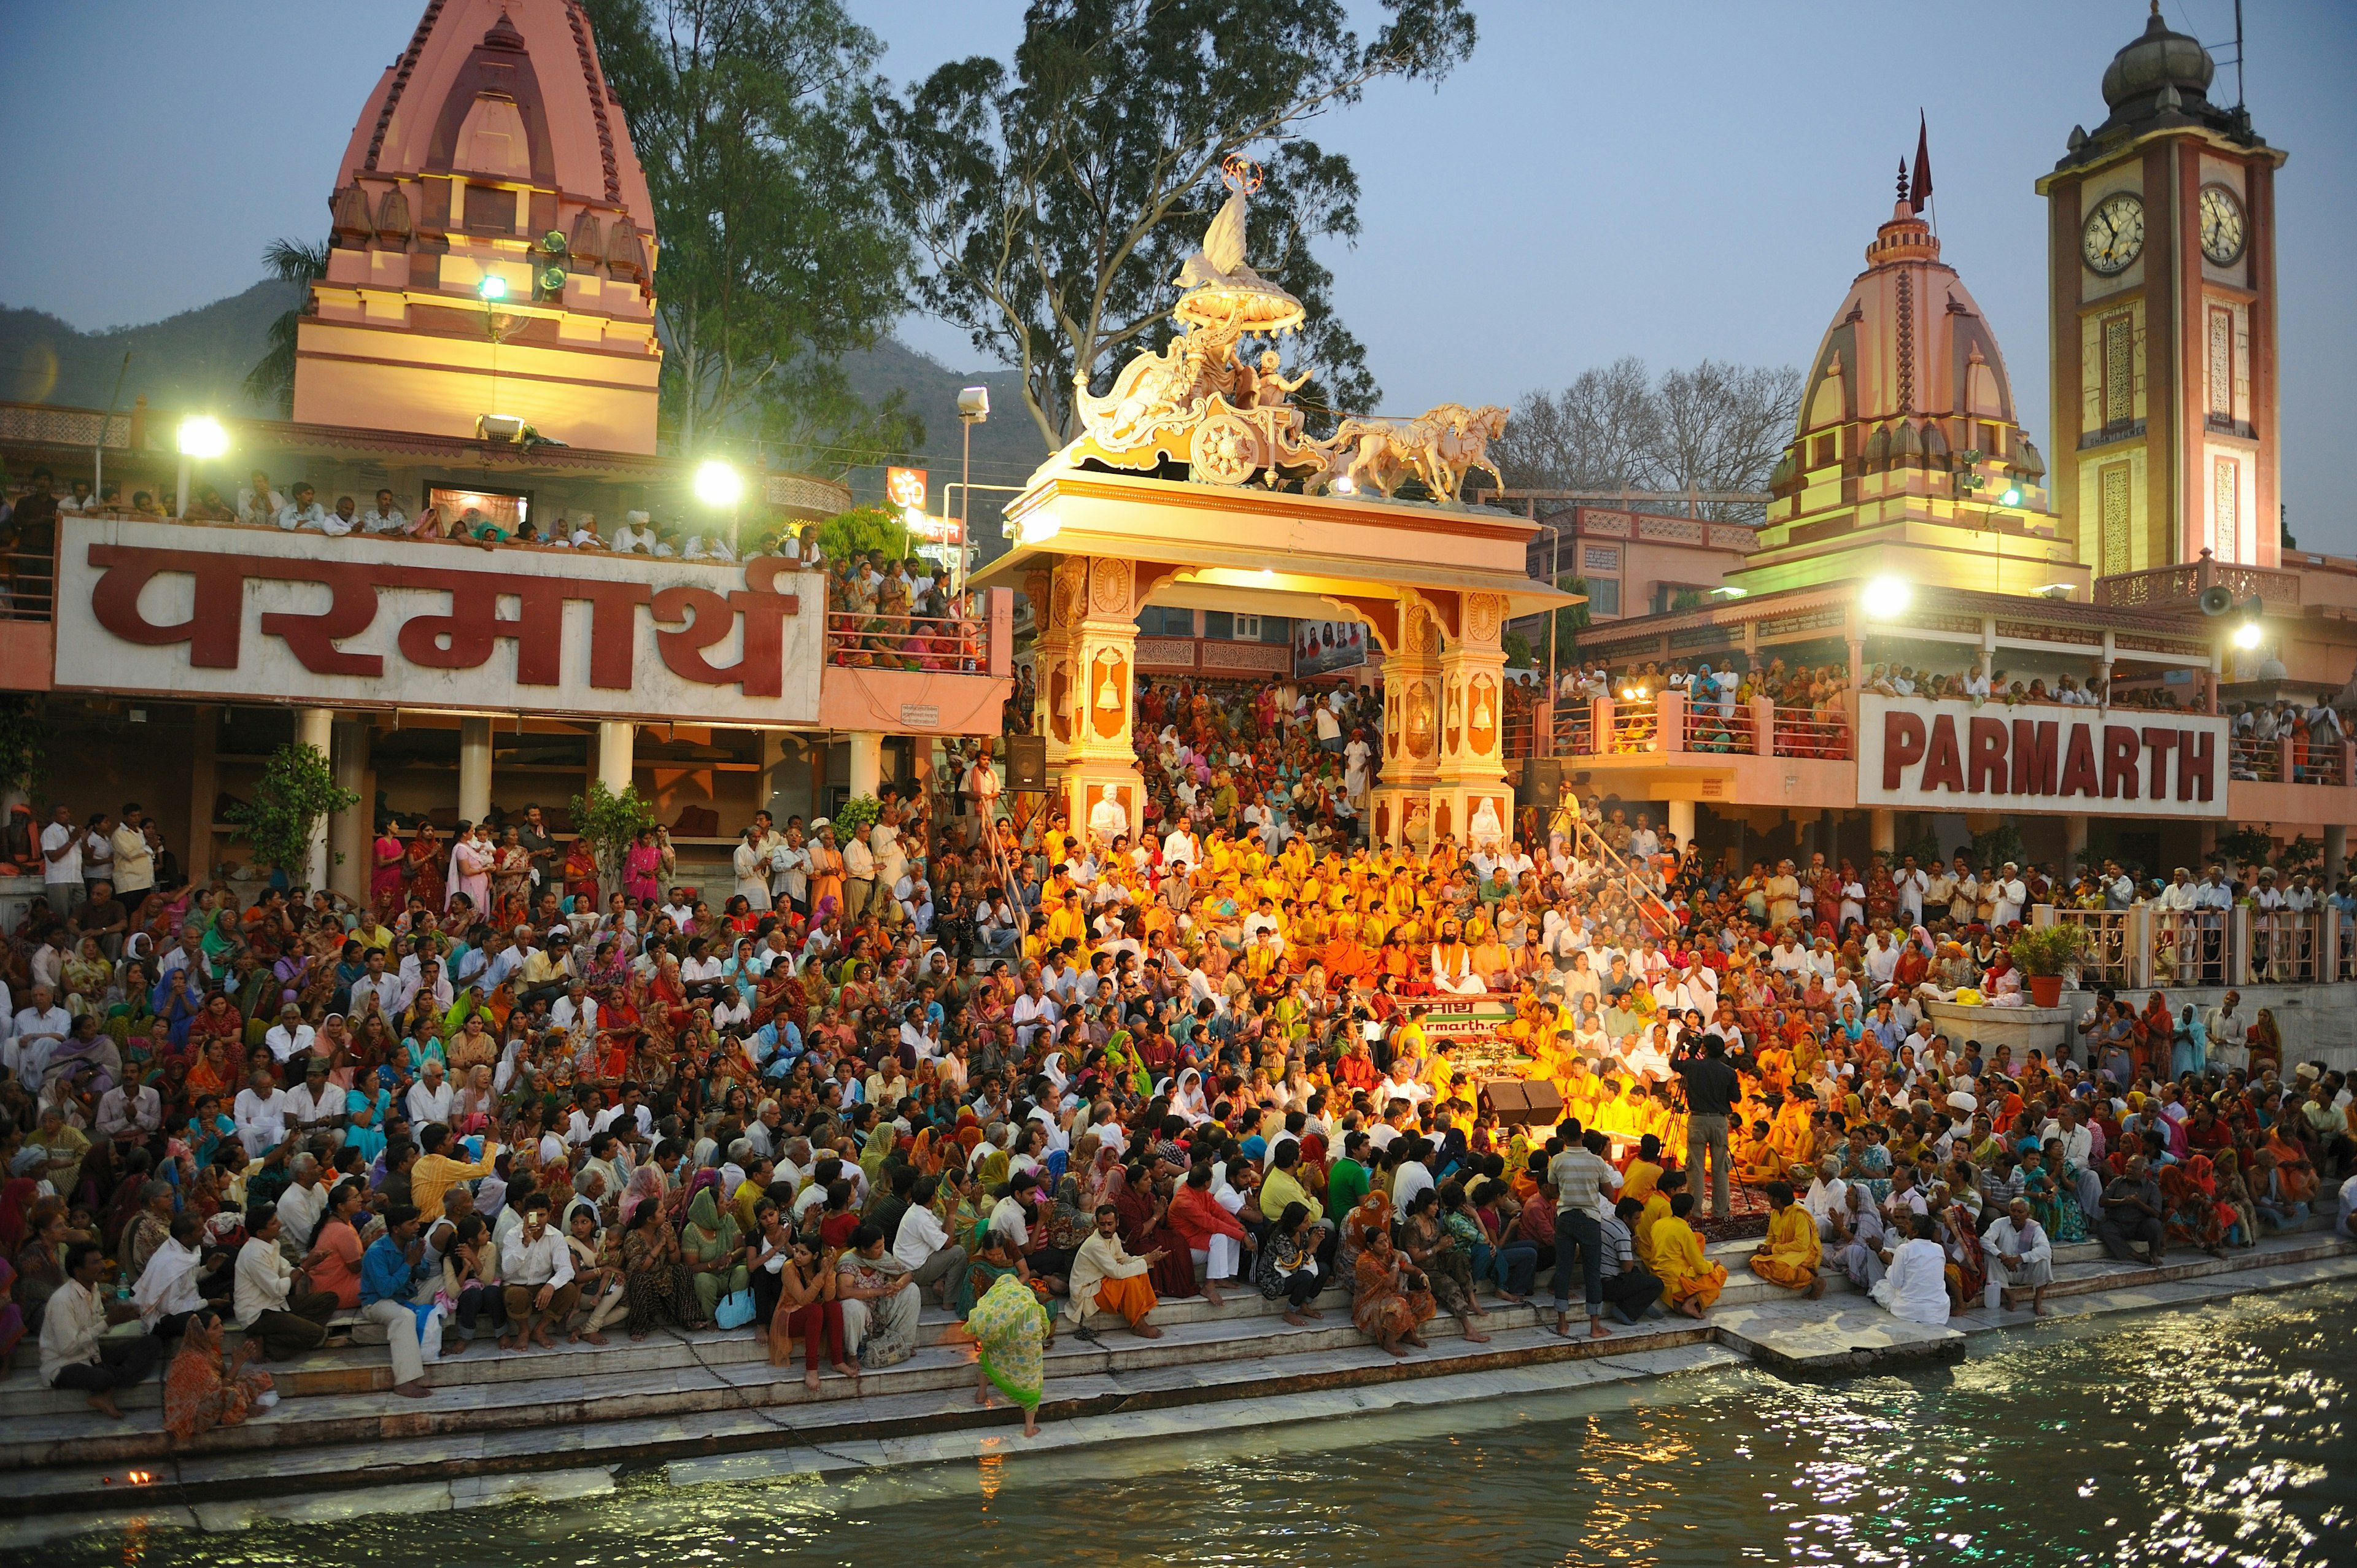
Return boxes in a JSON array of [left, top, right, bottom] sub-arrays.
[[0, 280, 300, 415]]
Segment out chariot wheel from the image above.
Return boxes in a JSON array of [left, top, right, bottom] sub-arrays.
[[1187, 407, 1261, 486]]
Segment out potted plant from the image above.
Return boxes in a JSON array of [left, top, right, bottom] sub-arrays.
[[568, 778, 656, 902], [223, 741, 360, 892], [2005, 922, 2086, 1008]]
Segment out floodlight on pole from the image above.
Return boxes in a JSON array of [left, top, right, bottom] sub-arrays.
[[174, 415, 228, 518], [693, 459, 745, 509], [956, 387, 989, 595], [2232, 619, 2262, 649], [476, 274, 508, 302], [1860, 575, 1913, 620]]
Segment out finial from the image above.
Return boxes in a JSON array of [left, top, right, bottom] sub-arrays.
[[1220, 155, 1264, 195], [1895, 160, 1909, 204]]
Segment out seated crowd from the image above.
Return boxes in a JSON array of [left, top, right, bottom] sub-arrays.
[[2, 674, 2352, 1446]]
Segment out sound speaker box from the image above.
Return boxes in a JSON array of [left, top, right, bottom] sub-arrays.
[[1004, 735, 1048, 791]]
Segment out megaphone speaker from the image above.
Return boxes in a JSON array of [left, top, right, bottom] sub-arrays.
[[2198, 585, 2234, 616]]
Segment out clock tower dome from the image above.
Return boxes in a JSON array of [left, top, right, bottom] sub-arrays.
[[2037, 1, 2287, 577]]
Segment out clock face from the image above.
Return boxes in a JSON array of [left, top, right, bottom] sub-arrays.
[[2081, 191, 2145, 276], [2199, 185, 2248, 265]]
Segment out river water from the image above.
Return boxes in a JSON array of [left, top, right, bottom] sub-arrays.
[[36, 1284, 2353, 1568]]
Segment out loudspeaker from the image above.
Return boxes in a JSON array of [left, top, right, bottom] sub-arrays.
[[1483, 1079, 1563, 1127], [1521, 755, 1562, 808], [2198, 585, 2234, 616], [1004, 735, 1047, 791]]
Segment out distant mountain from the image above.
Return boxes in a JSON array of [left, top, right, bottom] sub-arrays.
[[0, 280, 300, 416], [0, 280, 1059, 556]]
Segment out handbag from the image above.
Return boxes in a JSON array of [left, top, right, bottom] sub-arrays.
[[713, 1287, 757, 1330]]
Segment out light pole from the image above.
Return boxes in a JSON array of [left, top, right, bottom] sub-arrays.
[[176, 416, 228, 519], [956, 385, 989, 595]]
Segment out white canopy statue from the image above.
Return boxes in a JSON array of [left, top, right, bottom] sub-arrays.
[[1056, 159, 1507, 504]]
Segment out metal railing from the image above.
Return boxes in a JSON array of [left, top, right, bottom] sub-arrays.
[[1554, 808, 1677, 940], [825, 608, 988, 671], [2151, 909, 2227, 988], [1552, 702, 1595, 757], [2051, 908, 2132, 986], [2249, 908, 2320, 984], [1608, 701, 1658, 754], [2291, 741, 2346, 787], [1682, 700, 1752, 754], [2227, 735, 2282, 783], [1770, 705, 1851, 760], [1, 547, 55, 622]]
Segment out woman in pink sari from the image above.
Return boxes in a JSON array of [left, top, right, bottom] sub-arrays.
[[624, 828, 662, 905], [447, 822, 492, 915], [371, 821, 407, 907]]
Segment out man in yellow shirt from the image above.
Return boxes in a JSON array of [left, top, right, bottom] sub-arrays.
[[409, 1124, 500, 1217]]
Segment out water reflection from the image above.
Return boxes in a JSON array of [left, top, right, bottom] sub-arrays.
[[14, 1288, 2350, 1568]]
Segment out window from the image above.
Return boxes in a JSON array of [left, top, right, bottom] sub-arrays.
[[2207, 306, 2234, 420], [1259, 615, 1291, 644], [1202, 611, 1233, 640], [2101, 314, 2134, 428], [2213, 456, 2240, 563], [2099, 463, 2131, 576], [1137, 605, 1193, 636], [1585, 577, 1621, 617]]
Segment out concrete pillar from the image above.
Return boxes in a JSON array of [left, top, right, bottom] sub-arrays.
[[847, 732, 884, 799], [2325, 823, 2347, 883], [594, 721, 634, 794], [1666, 798, 1695, 853], [187, 704, 220, 886], [458, 716, 493, 825], [296, 706, 334, 892], [329, 719, 370, 904], [2063, 815, 2089, 879], [1870, 808, 1895, 857]]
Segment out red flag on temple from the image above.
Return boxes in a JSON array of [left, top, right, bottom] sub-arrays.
[[1908, 112, 1933, 214]]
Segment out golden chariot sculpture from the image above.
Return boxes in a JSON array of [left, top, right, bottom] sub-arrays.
[[1057, 159, 1509, 505]]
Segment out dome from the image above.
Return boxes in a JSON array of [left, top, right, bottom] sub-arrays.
[[2100, 5, 2215, 112]]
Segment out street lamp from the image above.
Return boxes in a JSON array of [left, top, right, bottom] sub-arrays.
[[476, 274, 508, 303], [2232, 619, 2262, 650], [1860, 575, 1913, 620], [175, 415, 228, 519], [956, 385, 989, 595]]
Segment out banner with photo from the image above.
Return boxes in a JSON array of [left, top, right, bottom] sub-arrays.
[[1294, 618, 1369, 677]]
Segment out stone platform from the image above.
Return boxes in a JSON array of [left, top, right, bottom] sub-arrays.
[[1, 1222, 2348, 1544]]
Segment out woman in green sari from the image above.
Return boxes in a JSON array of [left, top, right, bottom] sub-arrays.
[[681, 1186, 748, 1321], [964, 1251, 1053, 1436]]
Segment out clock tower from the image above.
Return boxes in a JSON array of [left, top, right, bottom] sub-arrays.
[[2037, 2, 2286, 576]]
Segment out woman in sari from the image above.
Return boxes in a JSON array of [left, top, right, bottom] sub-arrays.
[[681, 1186, 749, 1322], [370, 822, 407, 908], [1350, 1226, 1434, 1357], [1108, 1164, 1198, 1302], [837, 1225, 922, 1368], [1399, 1188, 1487, 1341], [2133, 992, 2173, 1079], [965, 1259, 1053, 1435], [1938, 1197, 1986, 1313], [619, 1203, 701, 1338], [765, 1238, 856, 1389], [563, 836, 601, 910], [406, 825, 446, 914], [623, 829, 662, 906], [490, 827, 532, 930], [2246, 1009, 2283, 1078], [163, 1311, 274, 1445]]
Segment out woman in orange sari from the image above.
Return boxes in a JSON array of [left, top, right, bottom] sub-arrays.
[[164, 1312, 273, 1445], [406, 825, 446, 914], [185, 1035, 242, 1102], [2133, 992, 2173, 1080]]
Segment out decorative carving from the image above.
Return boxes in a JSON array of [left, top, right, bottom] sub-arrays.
[[1051, 558, 1088, 630], [1089, 649, 1129, 739], [1312, 404, 1509, 503], [1465, 593, 1503, 646], [1443, 674, 1463, 755], [1088, 556, 1133, 617], [1468, 673, 1498, 757], [1406, 679, 1437, 759], [1046, 658, 1072, 744], [376, 187, 413, 242]]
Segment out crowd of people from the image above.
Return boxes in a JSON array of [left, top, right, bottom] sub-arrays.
[[2, 668, 2353, 1446]]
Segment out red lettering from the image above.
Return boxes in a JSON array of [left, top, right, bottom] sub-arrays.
[[258, 560, 384, 676], [2140, 727, 2180, 801], [2179, 729, 2216, 801], [2059, 723, 2102, 798], [85, 544, 248, 668], [396, 574, 570, 684], [1967, 716, 2008, 794], [2102, 724, 2141, 799], [2011, 719, 2057, 795], [1920, 714, 1965, 794], [1882, 711, 1927, 790]]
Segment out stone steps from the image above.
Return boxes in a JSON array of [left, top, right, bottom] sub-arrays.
[[2, 1223, 2343, 1519]]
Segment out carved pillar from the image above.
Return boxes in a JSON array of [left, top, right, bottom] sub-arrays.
[[1028, 558, 1087, 789], [1371, 594, 1441, 851], [1428, 590, 1512, 853], [1059, 555, 1147, 854]]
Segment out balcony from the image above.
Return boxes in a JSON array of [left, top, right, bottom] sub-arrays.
[[818, 597, 1015, 736], [2094, 556, 2301, 613], [1133, 635, 1293, 679]]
